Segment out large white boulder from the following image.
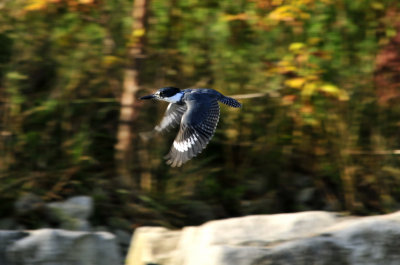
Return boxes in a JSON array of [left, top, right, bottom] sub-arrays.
[[126, 227, 181, 265], [126, 211, 400, 265]]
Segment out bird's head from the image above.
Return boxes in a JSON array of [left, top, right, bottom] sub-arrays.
[[140, 87, 183, 103]]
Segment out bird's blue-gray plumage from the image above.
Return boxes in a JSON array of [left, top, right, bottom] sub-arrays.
[[140, 87, 241, 167]]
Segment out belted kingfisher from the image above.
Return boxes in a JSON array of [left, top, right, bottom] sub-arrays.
[[140, 87, 242, 167]]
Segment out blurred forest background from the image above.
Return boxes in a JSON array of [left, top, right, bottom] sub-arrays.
[[1, 0, 400, 230]]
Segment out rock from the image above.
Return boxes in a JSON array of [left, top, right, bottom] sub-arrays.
[[5, 229, 121, 265], [14, 193, 49, 229], [174, 211, 338, 265], [115, 229, 132, 258], [126, 211, 400, 265], [15, 193, 44, 215], [46, 196, 93, 231], [0, 231, 27, 265], [252, 214, 400, 265], [126, 227, 181, 265], [296, 187, 316, 205], [47, 196, 93, 220], [115, 229, 132, 247]]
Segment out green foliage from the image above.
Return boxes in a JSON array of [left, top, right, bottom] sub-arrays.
[[1, 0, 400, 229]]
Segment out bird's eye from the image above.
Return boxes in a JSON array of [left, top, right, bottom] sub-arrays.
[[159, 92, 165, 97]]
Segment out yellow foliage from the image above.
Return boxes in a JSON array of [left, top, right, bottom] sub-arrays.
[[25, 0, 92, 11], [305, 75, 319, 81], [290, 0, 315, 5], [225, 128, 239, 139], [223, 13, 248, 21], [371, 1, 384, 10], [303, 117, 319, 126], [133, 28, 145, 37], [289, 42, 305, 51], [285, 77, 306, 88], [320, 84, 339, 94], [102, 56, 122, 67], [268, 6, 290, 21], [301, 82, 317, 98], [338, 90, 350, 101], [268, 5, 309, 22], [320, 84, 349, 101], [270, 60, 297, 74], [271, 0, 284, 6], [308, 37, 321, 45], [25, 0, 47, 11]]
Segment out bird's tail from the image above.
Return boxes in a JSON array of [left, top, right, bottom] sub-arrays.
[[219, 96, 242, 108]]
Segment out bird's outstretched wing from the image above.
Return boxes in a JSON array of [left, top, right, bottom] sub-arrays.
[[140, 103, 186, 141], [154, 103, 187, 133], [165, 97, 220, 167]]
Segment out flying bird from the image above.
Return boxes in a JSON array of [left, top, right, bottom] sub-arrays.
[[140, 87, 241, 167]]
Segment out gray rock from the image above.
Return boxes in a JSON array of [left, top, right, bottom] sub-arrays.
[[115, 229, 132, 247], [46, 196, 93, 231], [6, 229, 121, 265], [126, 211, 400, 265], [47, 196, 93, 220], [115, 229, 132, 258], [252, 218, 400, 265], [15, 193, 44, 215], [174, 211, 338, 265], [0, 231, 27, 265]]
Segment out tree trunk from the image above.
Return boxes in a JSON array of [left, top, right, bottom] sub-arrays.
[[115, 0, 148, 187]]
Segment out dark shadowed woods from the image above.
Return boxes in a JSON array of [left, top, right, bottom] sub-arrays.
[[1, 0, 400, 230]]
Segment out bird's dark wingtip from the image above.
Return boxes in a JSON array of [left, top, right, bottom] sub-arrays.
[[164, 152, 187, 167], [219, 97, 242, 108]]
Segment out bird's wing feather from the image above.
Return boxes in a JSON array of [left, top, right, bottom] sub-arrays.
[[218, 96, 242, 108], [165, 96, 220, 167], [154, 103, 187, 133]]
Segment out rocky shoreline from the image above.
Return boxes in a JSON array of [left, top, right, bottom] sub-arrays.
[[2, 194, 400, 265], [127, 211, 400, 265]]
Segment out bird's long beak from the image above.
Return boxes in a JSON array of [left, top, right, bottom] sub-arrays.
[[140, 94, 156, 100]]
